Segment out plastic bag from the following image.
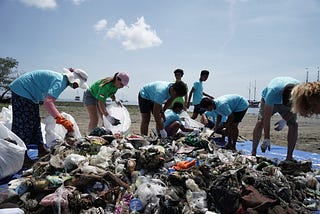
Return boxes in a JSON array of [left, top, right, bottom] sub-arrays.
[[180, 111, 204, 129], [44, 112, 81, 148], [103, 104, 131, 135], [0, 105, 12, 130], [0, 123, 27, 179]]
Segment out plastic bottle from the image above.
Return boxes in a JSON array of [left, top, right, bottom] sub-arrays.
[[129, 198, 143, 213]]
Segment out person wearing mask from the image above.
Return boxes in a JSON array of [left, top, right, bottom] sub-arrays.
[[9, 68, 89, 168]]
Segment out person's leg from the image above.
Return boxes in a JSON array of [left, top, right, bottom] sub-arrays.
[[140, 112, 151, 135], [191, 104, 200, 119], [165, 121, 180, 136], [252, 99, 265, 156], [233, 123, 239, 150], [138, 93, 153, 136], [287, 122, 298, 160], [86, 104, 100, 132], [277, 105, 298, 160], [83, 90, 100, 133], [11, 93, 38, 166]]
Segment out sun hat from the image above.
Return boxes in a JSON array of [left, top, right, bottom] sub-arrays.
[[62, 68, 89, 89], [117, 72, 129, 86]]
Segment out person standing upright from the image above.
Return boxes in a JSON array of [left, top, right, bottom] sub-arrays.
[[170, 69, 188, 111], [187, 70, 214, 119]]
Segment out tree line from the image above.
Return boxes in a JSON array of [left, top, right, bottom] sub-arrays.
[[0, 57, 19, 103]]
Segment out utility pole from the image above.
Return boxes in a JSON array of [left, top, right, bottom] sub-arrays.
[[305, 67, 309, 83]]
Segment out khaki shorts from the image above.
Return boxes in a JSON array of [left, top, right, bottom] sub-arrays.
[[258, 98, 297, 125]]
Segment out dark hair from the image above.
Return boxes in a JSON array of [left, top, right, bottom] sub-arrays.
[[200, 97, 214, 109], [200, 70, 209, 76], [172, 101, 184, 110], [282, 83, 297, 107], [172, 81, 187, 97], [174, 69, 184, 76]]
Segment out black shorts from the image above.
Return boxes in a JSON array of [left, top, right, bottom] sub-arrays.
[[138, 93, 154, 113], [233, 109, 248, 123]]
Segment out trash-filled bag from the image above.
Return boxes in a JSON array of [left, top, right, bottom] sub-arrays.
[[180, 111, 204, 129], [0, 105, 12, 130], [103, 103, 131, 134], [44, 112, 81, 148], [0, 123, 27, 179]]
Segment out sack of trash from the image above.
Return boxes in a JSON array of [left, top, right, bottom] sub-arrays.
[[0, 123, 26, 179], [44, 112, 81, 148], [103, 103, 131, 134]]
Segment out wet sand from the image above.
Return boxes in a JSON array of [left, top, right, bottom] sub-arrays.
[[38, 102, 320, 155]]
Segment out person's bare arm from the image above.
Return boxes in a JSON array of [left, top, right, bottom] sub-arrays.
[[187, 87, 195, 108], [153, 103, 164, 131]]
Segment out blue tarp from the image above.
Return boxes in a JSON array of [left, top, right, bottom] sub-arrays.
[[236, 140, 320, 169]]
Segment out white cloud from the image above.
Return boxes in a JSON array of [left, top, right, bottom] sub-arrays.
[[93, 19, 108, 32], [20, 0, 57, 9], [106, 17, 162, 50], [71, 0, 86, 5]]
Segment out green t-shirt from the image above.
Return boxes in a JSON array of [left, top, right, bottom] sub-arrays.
[[89, 79, 118, 102], [170, 82, 188, 107]]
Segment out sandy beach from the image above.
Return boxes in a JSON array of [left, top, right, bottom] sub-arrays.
[[35, 102, 320, 155]]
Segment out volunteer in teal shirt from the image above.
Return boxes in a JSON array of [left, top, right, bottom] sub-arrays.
[[10, 68, 88, 168], [138, 80, 187, 138], [252, 76, 300, 161], [200, 94, 249, 150]]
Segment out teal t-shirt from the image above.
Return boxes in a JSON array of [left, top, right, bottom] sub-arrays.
[[262, 77, 299, 106], [139, 81, 172, 104], [164, 109, 181, 128], [205, 110, 227, 124], [89, 79, 118, 102], [9, 70, 67, 104], [214, 94, 249, 117], [192, 80, 203, 105]]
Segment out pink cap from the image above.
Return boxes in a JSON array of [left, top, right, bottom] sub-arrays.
[[117, 72, 129, 86]]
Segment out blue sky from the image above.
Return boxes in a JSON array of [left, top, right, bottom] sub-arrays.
[[1, 0, 320, 103]]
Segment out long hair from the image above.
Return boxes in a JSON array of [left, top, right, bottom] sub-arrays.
[[291, 81, 320, 117], [99, 72, 118, 87]]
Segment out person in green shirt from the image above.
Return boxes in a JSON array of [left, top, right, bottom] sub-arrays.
[[170, 69, 188, 111], [83, 72, 129, 132]]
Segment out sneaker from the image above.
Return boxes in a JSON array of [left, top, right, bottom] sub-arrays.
[[260, 139, 271, 153]]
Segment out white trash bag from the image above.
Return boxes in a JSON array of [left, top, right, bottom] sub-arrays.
[[44, 112, 81, 148], [180, 111, 204, 129], [103, 103, 131, 135], [0, 123, 27, 179], [0, 105, 13, 130]]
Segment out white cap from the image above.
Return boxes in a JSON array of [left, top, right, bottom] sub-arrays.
[[63, 68, 89, 89]]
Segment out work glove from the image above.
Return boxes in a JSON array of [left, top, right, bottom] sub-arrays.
[[274, 119, 286, 131], [106, 115, 121, 126], [159, 129, 168, 139], [173, 159, 196, 170], [56, 115, 74, 132], [260, 139, 271, 153], [193, 128, 200, 135]]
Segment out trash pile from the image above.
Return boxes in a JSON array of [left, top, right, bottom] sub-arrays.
[[1, 127, 320, 214]]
